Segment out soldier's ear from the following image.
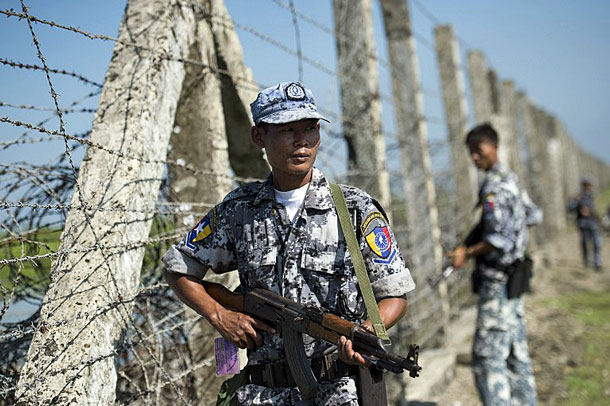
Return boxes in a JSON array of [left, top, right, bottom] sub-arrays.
[[251, 125, 265, 149]]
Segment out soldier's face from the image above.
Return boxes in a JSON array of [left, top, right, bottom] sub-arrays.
[[251, 119, 321, 183], [468, 140, 497, 171]]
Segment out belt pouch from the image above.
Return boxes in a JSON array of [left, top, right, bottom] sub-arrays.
[[471, 263, 482, 294], [506, 256, 533, 299]]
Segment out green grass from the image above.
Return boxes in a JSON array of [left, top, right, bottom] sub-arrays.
[[553, 292, 610, 405], [0, 229, 61, 293], [0, 216, 178, 296]]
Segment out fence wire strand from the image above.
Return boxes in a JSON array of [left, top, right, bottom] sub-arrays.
[[0, 1, 606, 404]]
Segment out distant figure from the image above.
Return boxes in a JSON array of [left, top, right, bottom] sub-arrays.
[[449, 123, 541, 406], [568, 177, 602, 271]]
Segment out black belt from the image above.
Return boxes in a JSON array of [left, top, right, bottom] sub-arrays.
[[248, 353, 359, 388]]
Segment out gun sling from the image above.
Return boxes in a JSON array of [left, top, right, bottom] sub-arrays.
[[329, 183, 390, 343], [248, 353, 359, 388], [330, 184, 390, 406]]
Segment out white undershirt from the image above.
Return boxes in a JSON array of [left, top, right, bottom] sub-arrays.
[[273, 183, 309, 223]]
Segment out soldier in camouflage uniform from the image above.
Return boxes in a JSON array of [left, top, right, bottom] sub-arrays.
[[162, 82, 415, 405], [450, 123, 541, 406], [568, 177, 602, 271]]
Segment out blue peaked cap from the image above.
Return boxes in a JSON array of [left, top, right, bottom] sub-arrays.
[[250, 82, 330, 125]]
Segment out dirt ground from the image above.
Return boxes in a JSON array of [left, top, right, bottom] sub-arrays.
[[429, 231, 610, 406]]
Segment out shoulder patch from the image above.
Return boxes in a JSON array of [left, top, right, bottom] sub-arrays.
[[361, 211, 395, 264], [484, 193, 495, 213], [361, 211, 385, 235], [185, 207, 217, 250]]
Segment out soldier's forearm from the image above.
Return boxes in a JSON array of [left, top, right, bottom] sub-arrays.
[[202, 281, 244, 312], [366, 296, 407, 330], [163, 272, 232, 325], [466, 241, 495, 258]]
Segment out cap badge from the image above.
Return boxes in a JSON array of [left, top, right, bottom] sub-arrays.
[[285, 83, 306, 100]]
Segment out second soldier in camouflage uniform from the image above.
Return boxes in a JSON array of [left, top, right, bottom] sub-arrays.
[[568, 177, 603, 271], [450, 123, 541, 406], [162, 82, 415, 405]]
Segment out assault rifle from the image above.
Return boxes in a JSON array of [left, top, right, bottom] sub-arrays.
[[203, 281, 421, 400], [427, 265, 455, 288]]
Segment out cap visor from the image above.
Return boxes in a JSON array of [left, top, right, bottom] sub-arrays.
[[258, 109, 330, 125]]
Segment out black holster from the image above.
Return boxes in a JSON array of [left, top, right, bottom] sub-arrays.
[[357, 365, 387, 406], [471, 264, 483, 294], [466, 221, 484, 295], [472, 256, 533, 299], [506, 255, 533, 299]]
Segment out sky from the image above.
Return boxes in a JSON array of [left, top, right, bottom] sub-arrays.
[[1, 0, 609, 177]]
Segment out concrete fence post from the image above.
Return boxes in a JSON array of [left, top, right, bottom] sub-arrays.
[[379, 0, 445, 311], [435, 25, 477, 231], [168, 8, 240, 403], [333, 0, 392, 212], [547, 116, 567, 232], [520, 99, 547, 244], [467, 50, 493, 124], [516, 93, 536, 194], [501, 80, 527, 182], [532, 107, 555, 240], [557, 123, 580, 201], [486, 69, 510, 168], [379, 0, 446, 400], [16, 1, 197, 403], [468, 54, 525, 192], [209, 0, 269, 179]]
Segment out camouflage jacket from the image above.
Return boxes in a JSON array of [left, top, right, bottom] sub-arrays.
[[162, 167, 415, 364], [568, 190, 599, 228], [477, 163, 543, 279]]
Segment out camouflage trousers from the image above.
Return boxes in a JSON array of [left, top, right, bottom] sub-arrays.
[[579, 223, 601, 268], [472, 278, 537, 406], [235, 376, 358, 406]]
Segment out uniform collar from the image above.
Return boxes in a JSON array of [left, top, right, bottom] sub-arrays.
[[253, 174, 276, 206], [303, 168, 334, 210], [483, 162, 507, 182], [487, 162, 504, 174], [252, 167, 334, 210]]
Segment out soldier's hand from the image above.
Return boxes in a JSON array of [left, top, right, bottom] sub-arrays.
[[213, 309, 275, 350], [449, 246, 468, 269], [338, 336, 371, 368], [580, 206, 591, 217]]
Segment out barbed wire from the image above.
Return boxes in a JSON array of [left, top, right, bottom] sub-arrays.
[[5, 4, 193, 403], [0, 101, 97, 115], [0, 200, 213, 217], [269, 0, 444, 100], [0, 3, 441, 134], [0, 7, 264, 94], [0, 57, 103, 88], [1, 1, 607, 405], [1, 116, 262, 185]]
